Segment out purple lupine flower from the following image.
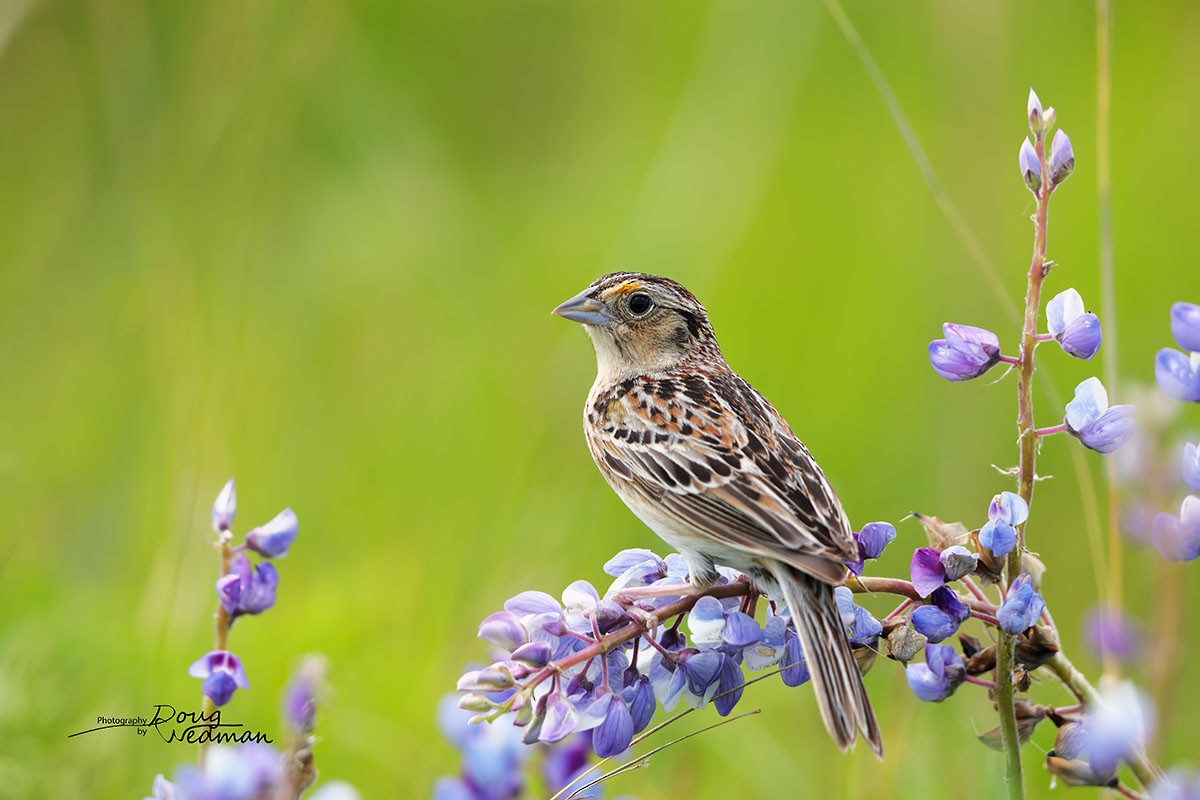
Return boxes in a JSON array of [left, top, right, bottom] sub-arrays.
[[189, 650, 250, 707], [1150, 495, 1200, 562], [1049, 129, 1074, 188], [1085, 681, 1155, 775], [540, 691, 580, 744], [541, 734, 591, 798], [779, 628, 811, 687], [437, 694, 527, 800], [662, 649, 723, 711], [1019, 138, 1041, 194], [1156, 349, 1200, 402], [1184, 442, 1200, 492], [910, 547, 946, 597], [1046, 289, 1102, 360], [216, 553, 279, 618], [146, 774, 177, 800], [911, 587, 969, 643], [741, 613, 787, 671], [846, 521, 897, 575], [834, 586, 883, 645], [621, 666, 656, 734], [997, 573, 1046, 634], [245, 508, 299, 558], [929, 324, 1002, 381], [905, 643, 965, 702], [1083, 605, 1142, 663], [1027, 88, 1043, 134], [212, 478, 236, 534], [687, 596, 727, 649], [939, 545, 978, 581], [1065, 377, 1137, 455], [1171, 301, 1200, 352], [980, 491, 1028, 557], [170, 743, 283, 800]]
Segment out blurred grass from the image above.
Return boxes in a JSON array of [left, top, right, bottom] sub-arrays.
[[0, 0, 1198, 797]]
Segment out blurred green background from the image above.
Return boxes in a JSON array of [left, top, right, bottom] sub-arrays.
[[1, 0, 1197, 797]]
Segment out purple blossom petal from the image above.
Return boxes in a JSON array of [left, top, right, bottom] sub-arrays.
[[997, 573, 1046, 634], [1171, 301, 1200, 352], [602, 548, 662, 577], [504, 591, 561, 616], [622, 676, 655, 733], [712, 654, 745, 716], [478, 612, 528, 651], [721, 611, 763, 649], [1047, 289, 1085, 337], [202, 672, 238, 707], [929, 324, 1002, 381], [1086, 682, 1155, 775], [1066, 377, 1109, 430], [780, 634, 810, 687], [238, 562, 278, 615], [687, 597, 727, 648], [988, 491, 1029, 525], [1049, 129, 1074, 187], [1076, 405, 1137, 455], [511, 641, 552, 668], [1149, 496, 1200, 562], [245, 508, 298, 558], [1059, 313, 1102, 360], [911, 606, 958, 643], [539, 693, 579, 743], [1156, 349, 1200, 402], [211, 478, 236, 534], [931, 586, 969, 623], [910, 547, 947, 597], [216, 573, 243, 614], [592, 695, 634, 757], [905, 644, 965, 702], [1184, 443, 1200, 492], [857, 522, 896, 559], [980, 519, 1017, 557], [680, 651, 722, 697]]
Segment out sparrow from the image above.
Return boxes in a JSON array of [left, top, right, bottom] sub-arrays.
[[553, 272, 882, 755]]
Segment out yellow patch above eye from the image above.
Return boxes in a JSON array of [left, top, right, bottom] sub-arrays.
[[603, 281, 643, 298]]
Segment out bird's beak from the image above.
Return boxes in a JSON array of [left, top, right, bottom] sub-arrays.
[[552, 289, 615, 328]]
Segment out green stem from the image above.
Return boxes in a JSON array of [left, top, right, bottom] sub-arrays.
[[996, 132, 1053, 800], [199, 538, 233, 765]]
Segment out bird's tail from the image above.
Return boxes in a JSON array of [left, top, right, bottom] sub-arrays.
[[774, 566, 883, 757]]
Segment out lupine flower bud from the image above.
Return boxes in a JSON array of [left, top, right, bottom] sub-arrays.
[[1041, 107, 1056, 129], [188, 650, 249, 707], [588, 691, 634, 757], [1019, 138, 1041, 194], [939, 545, 978, 581], [510, 641, 552, 668], [212, 478, 236, 533], [245, 508, 299, 558], [1150, 495, 1200, 562], [1049, 129, 1075, 188], [905, 643, 965, 702], [1184, 442, 1200, 492], [911, 586, 969, 643], [1065, 377, 1137, 455], [457, 693, 496, 713], [910, 547, 947, 597], [997, 573, 1045, 634], [1047, 288, 1102, 360], [1027, 88, 1043, 135], [456, 665, 514, 693], [928, 323, 1002, 381], [1156, 349, 1200, 402], [846, 521, 896, 576], [1171, 301, 1200, 352]]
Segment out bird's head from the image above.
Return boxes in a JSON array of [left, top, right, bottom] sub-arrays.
[[553, 273, 721, 381]]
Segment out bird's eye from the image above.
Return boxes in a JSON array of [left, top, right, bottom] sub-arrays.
[[628, 292, 654, 316]]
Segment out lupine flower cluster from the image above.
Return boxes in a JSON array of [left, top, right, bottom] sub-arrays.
[[145, 482, 357, 800], [1149, 301, 1200, 562], [446, 89, 1192, 799], [450, 536, 891, 773]]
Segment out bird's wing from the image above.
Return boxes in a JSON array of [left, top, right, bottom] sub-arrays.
[[590, 372, 856, 580]]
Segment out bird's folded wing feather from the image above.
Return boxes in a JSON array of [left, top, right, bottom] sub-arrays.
[[591, 375, 856, 571]]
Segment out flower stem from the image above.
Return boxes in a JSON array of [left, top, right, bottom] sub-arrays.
[[199, 537, 233, 765], [1033, 424, 1067, 437], [995, 131, 1054, 800]]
